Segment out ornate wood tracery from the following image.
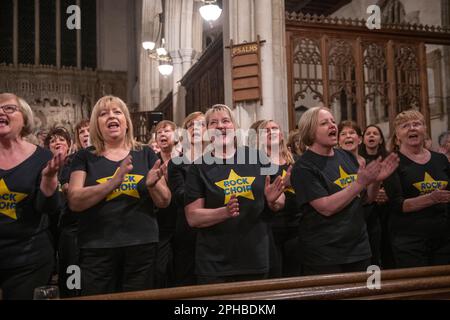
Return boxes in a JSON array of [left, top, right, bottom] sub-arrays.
[[286, 12, 450, 134]]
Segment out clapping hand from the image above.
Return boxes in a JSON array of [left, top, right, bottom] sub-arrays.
[[112, 155, 133, 186], [42, 152, 65, 178], [375, 153, 400, 182], [146, 159, 166, 188], [264, 175, 285, 204]]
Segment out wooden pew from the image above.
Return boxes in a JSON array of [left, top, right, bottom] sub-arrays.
[[73, 265, 450, 300]]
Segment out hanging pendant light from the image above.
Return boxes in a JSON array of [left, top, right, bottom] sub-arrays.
[[158, 61, 174, 77], [199, 0, 222, 23]]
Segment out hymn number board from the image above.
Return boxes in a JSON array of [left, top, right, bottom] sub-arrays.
[[230, 36, 264, 105]]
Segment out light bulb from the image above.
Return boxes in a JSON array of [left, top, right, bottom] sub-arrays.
[[158, 64, 173, 76], [142, 41, 156, 50], [199, 3, 222, 22]]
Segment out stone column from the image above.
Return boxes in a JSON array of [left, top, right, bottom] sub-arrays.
[[223, 0, 257, 130], [139, 0, 163, 111], [35, 0, 40, 65], [13, 0, 18, 66], [165, 0, 183, 123], [56, 0, 60, 68], [222, 0, 288, 130], [255, 0, 289, 130], [192, 0, 203, 64], [179, 48, 195, 76], [179, 0, 194, 75], [443, 0, 450, 129], [170, 49, 184, 123]]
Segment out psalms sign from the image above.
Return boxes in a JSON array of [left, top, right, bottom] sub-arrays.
[[230, 36, 264, 105]]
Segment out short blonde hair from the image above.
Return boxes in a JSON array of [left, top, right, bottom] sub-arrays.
[[182, 112, 205, 130], [297, 106, 332, 152], [205, 104, 239, 129], [89, 95, 139, 154], [154, 120, 177, 137], [394, 109, 425, 130], [0, 93, 35, 137]]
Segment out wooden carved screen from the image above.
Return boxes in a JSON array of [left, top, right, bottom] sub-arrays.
[[286, 13, 450, 134]]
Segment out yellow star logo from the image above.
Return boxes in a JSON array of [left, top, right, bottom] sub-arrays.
[[0, 179, 28, 220], [334, 166, 358, 189], [413, 172, 448, 195], [96, 169, 144, 201], [215, 169, 256, 204], [282, 169, 295, 194]]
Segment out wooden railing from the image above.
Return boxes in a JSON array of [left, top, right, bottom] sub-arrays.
[[73, 265, 450, 300]]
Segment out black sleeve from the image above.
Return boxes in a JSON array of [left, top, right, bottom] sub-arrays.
[[184, 165, 205, 206], [36, 188, 61, 215], [284, 191, 298, 213], [291, 163, 329, 208], [168, 160, 186, 207], [145, 146, 158, 169], [70, 149, 89, 173], [35, 152, 62, 215], [59, 154, 75, 185], [383, 170, 405, 213]]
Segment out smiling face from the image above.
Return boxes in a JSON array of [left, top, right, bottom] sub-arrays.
[[77, 125, 90, 149], [97, 103, 128, 142], [312, 109, 338, 148], [208, 110, 236, 147], [339, 126, 361, 153], [0, 97, 24, 139], [364, 126, 383, 150]]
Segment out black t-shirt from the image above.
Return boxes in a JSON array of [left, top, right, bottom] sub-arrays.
[[184, 146, 272, 276], [168, 155, 196, 239], [155, 153, 178, 237], [0, 147, 60, 268], [384, 151, 450, 237], [58, 153, 78, 229], [70, 146, 159, 249], [291, 148, 371, 266]]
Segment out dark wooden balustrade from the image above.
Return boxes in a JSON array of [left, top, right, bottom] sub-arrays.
[[72, 265, 450, 300]]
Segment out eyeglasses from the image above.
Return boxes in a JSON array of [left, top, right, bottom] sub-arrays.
[[0, 105, 19, 114]]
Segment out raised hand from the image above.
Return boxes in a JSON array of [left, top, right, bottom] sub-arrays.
[[284, 165, 293, 188], [356, 158, 381, 187], [146, 159, 165, 188], [42, 152, 65, 178], [112, 155, 133, 185], [226, 195, 240, 217], [375, 153, 400, 182], [265, 175, 285, 204]]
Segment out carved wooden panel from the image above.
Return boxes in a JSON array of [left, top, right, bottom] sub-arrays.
[[328, 38, 357, 122], [0, 64, 127, 135], [292, 37, 324, 105], [181, 34, 225, 116], [286, 12, 450, 132], [394, 43, 421, 112], [362, 41, 389, 125]]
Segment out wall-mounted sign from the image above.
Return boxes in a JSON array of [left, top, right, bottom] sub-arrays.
[[229, 36, 265, 105]]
